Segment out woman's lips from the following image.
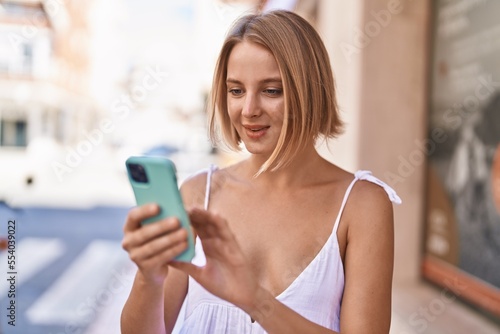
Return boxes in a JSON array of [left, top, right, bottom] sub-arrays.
[[243, 125, 270, 139]]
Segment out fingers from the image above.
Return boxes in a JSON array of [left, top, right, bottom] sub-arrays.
[[121, 204, 194, 283], [140, 238, 189, 269], [122, 215, 182, 251], [127, 228, 188, 262], [189, 209, 216, 239], [189, 208, 234, 241], [169, 261, 201, 278], [124, 203, 160, 233]]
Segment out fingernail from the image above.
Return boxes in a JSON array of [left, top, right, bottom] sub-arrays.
[[169, 217, 180, 227]]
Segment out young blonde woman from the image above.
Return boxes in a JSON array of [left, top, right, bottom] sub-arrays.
[[121, 10, 401, 334]]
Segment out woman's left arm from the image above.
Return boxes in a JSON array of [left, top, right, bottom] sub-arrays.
[[336, 181, 394, 334]]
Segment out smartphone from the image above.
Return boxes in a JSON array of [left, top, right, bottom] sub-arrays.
[[125, 156, 195, 262]]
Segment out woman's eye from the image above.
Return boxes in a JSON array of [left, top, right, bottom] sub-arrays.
[[228, 89, 243, 96], [264, 89, 282, 96]]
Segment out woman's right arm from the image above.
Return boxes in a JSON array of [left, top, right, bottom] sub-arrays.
[[120, 173, 207, 334], [120, 204, 189, 334]]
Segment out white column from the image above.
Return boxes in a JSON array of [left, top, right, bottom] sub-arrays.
[[27, 106, 43, 143]]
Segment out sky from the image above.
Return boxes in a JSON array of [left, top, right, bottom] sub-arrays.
[[88, 0, 255, 110]]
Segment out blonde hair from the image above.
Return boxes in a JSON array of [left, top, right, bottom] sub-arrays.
[[208, 10, 343, 174]]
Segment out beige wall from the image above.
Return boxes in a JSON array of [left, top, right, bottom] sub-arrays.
[[316, 0, 364, 173], [318, 0, 431, 283]]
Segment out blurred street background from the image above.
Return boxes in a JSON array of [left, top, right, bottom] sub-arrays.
[[0, 0, 499, 333]]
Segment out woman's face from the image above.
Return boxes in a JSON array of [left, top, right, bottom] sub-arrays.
[[226, 41, 285, 157]]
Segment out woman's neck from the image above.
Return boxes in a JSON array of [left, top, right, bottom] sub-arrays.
[[241, 144, 332, 190]]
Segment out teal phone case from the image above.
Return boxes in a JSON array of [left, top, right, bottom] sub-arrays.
[[125, 156, 195, 262]]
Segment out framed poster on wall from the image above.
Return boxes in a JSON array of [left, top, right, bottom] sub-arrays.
[[424, 0, 500, 318]]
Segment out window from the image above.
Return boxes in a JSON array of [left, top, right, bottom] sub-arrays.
[[22, 43, 33, 75], [0, 119, 27, 147]]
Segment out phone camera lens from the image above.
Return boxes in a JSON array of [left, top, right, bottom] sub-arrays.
[[128, 163, 149, 183]]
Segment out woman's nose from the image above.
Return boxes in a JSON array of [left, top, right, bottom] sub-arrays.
[[241, 94, 261, 118]]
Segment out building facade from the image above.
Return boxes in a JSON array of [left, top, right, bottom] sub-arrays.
[[0, 0, 98, 149]]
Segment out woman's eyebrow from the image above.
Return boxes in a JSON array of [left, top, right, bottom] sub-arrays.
[[261, 77, 282, 84], [226, 78, 241, 84], [226, 77, 282, 84]]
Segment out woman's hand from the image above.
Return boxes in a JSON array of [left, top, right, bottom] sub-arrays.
[[121, 203, 189, 285], [170, 208, 260, 308]]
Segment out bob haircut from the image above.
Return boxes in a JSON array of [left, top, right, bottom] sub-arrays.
[[208, 10, 343, 174]]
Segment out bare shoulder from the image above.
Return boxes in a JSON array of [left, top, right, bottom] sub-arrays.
[[179, 170, 209, 210], [180, 163, 239, 209], [318, 164, 394, 229], [348, 179, 394, 221], [342, 177, 395, 242]]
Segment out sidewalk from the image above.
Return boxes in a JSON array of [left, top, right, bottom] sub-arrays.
[[391, 280, 499, 333]]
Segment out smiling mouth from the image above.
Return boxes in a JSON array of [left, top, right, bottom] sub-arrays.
[[244, 126, 270, 131], [243, 125, 270, 139]]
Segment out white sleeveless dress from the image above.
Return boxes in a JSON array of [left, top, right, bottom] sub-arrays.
[[179, 167, 401, 333]]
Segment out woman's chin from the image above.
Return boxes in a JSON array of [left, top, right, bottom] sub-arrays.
[[242, 141, 273, 155]]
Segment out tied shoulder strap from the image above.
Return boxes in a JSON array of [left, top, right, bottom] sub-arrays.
[[354, 170, 402, 204], [332, 170, 402, 235]]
